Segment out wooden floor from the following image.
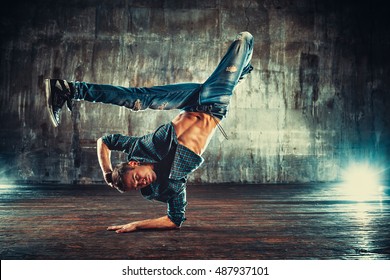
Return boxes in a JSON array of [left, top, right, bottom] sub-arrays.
[[0, 183, 389, 260]]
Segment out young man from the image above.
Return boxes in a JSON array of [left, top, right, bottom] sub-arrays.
[[45, 32, 254, 233]]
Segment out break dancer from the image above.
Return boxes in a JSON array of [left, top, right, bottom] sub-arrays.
[[45, 32, 254, 233]]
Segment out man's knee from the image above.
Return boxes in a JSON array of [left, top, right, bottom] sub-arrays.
[[237, 31, 253, 42]]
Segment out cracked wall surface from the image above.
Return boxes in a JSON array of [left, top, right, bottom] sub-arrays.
[[0, 0, 389, 184]]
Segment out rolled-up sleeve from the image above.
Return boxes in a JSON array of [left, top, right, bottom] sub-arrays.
[[101, 134, 138, 153], [167, 188, 187, 227]]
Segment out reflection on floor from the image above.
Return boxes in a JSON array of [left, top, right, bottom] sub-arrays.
[[0, 183, 389, 259]]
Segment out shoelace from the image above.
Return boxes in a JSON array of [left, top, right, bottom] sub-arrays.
[[56, 80, 73, 111]]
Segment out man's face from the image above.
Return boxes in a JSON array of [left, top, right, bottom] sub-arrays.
[[121, 164, 157, 192]]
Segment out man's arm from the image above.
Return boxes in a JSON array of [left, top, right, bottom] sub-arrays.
[[97, 137, 113, 186], [106, 187, 186, 233], [106, 215, 178, 233], [97, 134, 137, 186]]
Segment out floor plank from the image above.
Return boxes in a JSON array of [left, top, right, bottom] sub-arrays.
[[0, 183, 389, 259]]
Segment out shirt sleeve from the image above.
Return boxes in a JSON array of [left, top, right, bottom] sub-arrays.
[[166, 187, 187, 227], [101, 134, 138, 153]]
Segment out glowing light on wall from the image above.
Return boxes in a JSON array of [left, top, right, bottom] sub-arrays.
[[341, 163, 384, 201]]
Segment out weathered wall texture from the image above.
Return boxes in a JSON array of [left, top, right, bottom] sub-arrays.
[[1, 0, 389, 184]]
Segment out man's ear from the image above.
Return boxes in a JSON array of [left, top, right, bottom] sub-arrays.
[[128, 161, 139, 167]]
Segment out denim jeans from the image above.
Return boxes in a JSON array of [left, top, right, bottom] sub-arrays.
[[73, 32, 254, 119]]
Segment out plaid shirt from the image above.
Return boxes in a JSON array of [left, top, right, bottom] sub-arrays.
[[102, 123, 204, 226]]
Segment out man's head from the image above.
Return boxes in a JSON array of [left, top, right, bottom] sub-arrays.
[[112, 161, 157, 193]]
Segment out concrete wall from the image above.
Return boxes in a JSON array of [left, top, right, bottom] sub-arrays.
[[1, 0, 389, 184]]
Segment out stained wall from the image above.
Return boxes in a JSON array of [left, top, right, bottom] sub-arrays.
[[1, 0, 389, 184]]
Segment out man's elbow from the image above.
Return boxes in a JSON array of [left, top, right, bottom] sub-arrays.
[[169, 224, 180, 230], [97, 137, 104, 145], [96, 137, 102, 148], [97, 137, 110, 151], [166, 215, 182, 229]]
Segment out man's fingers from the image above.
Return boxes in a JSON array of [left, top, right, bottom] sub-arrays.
[[107, 225, 124, 231], [115, 227, 136, 233], [108, 223, 137, 233], [105, 182, 115, 189]]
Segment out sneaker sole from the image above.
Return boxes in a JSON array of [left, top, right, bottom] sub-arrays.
[[44, 79, 59, 127]]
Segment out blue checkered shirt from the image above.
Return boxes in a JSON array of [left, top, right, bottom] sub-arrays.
[[102, 123, 204, 226]]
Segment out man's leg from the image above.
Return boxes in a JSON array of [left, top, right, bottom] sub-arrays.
[[73, 82, 201, 111], [198, 31, 254, 110], [45, 79, 201, 127], [45, 32, 254, 127]]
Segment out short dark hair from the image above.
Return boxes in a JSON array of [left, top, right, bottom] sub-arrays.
[[112, 162, 134, 192]]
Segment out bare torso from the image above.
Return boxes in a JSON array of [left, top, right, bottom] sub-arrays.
[[172, 111, 219, 155]]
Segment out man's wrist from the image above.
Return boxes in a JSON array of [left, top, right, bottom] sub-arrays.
[[104, 171, 113, 184]]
